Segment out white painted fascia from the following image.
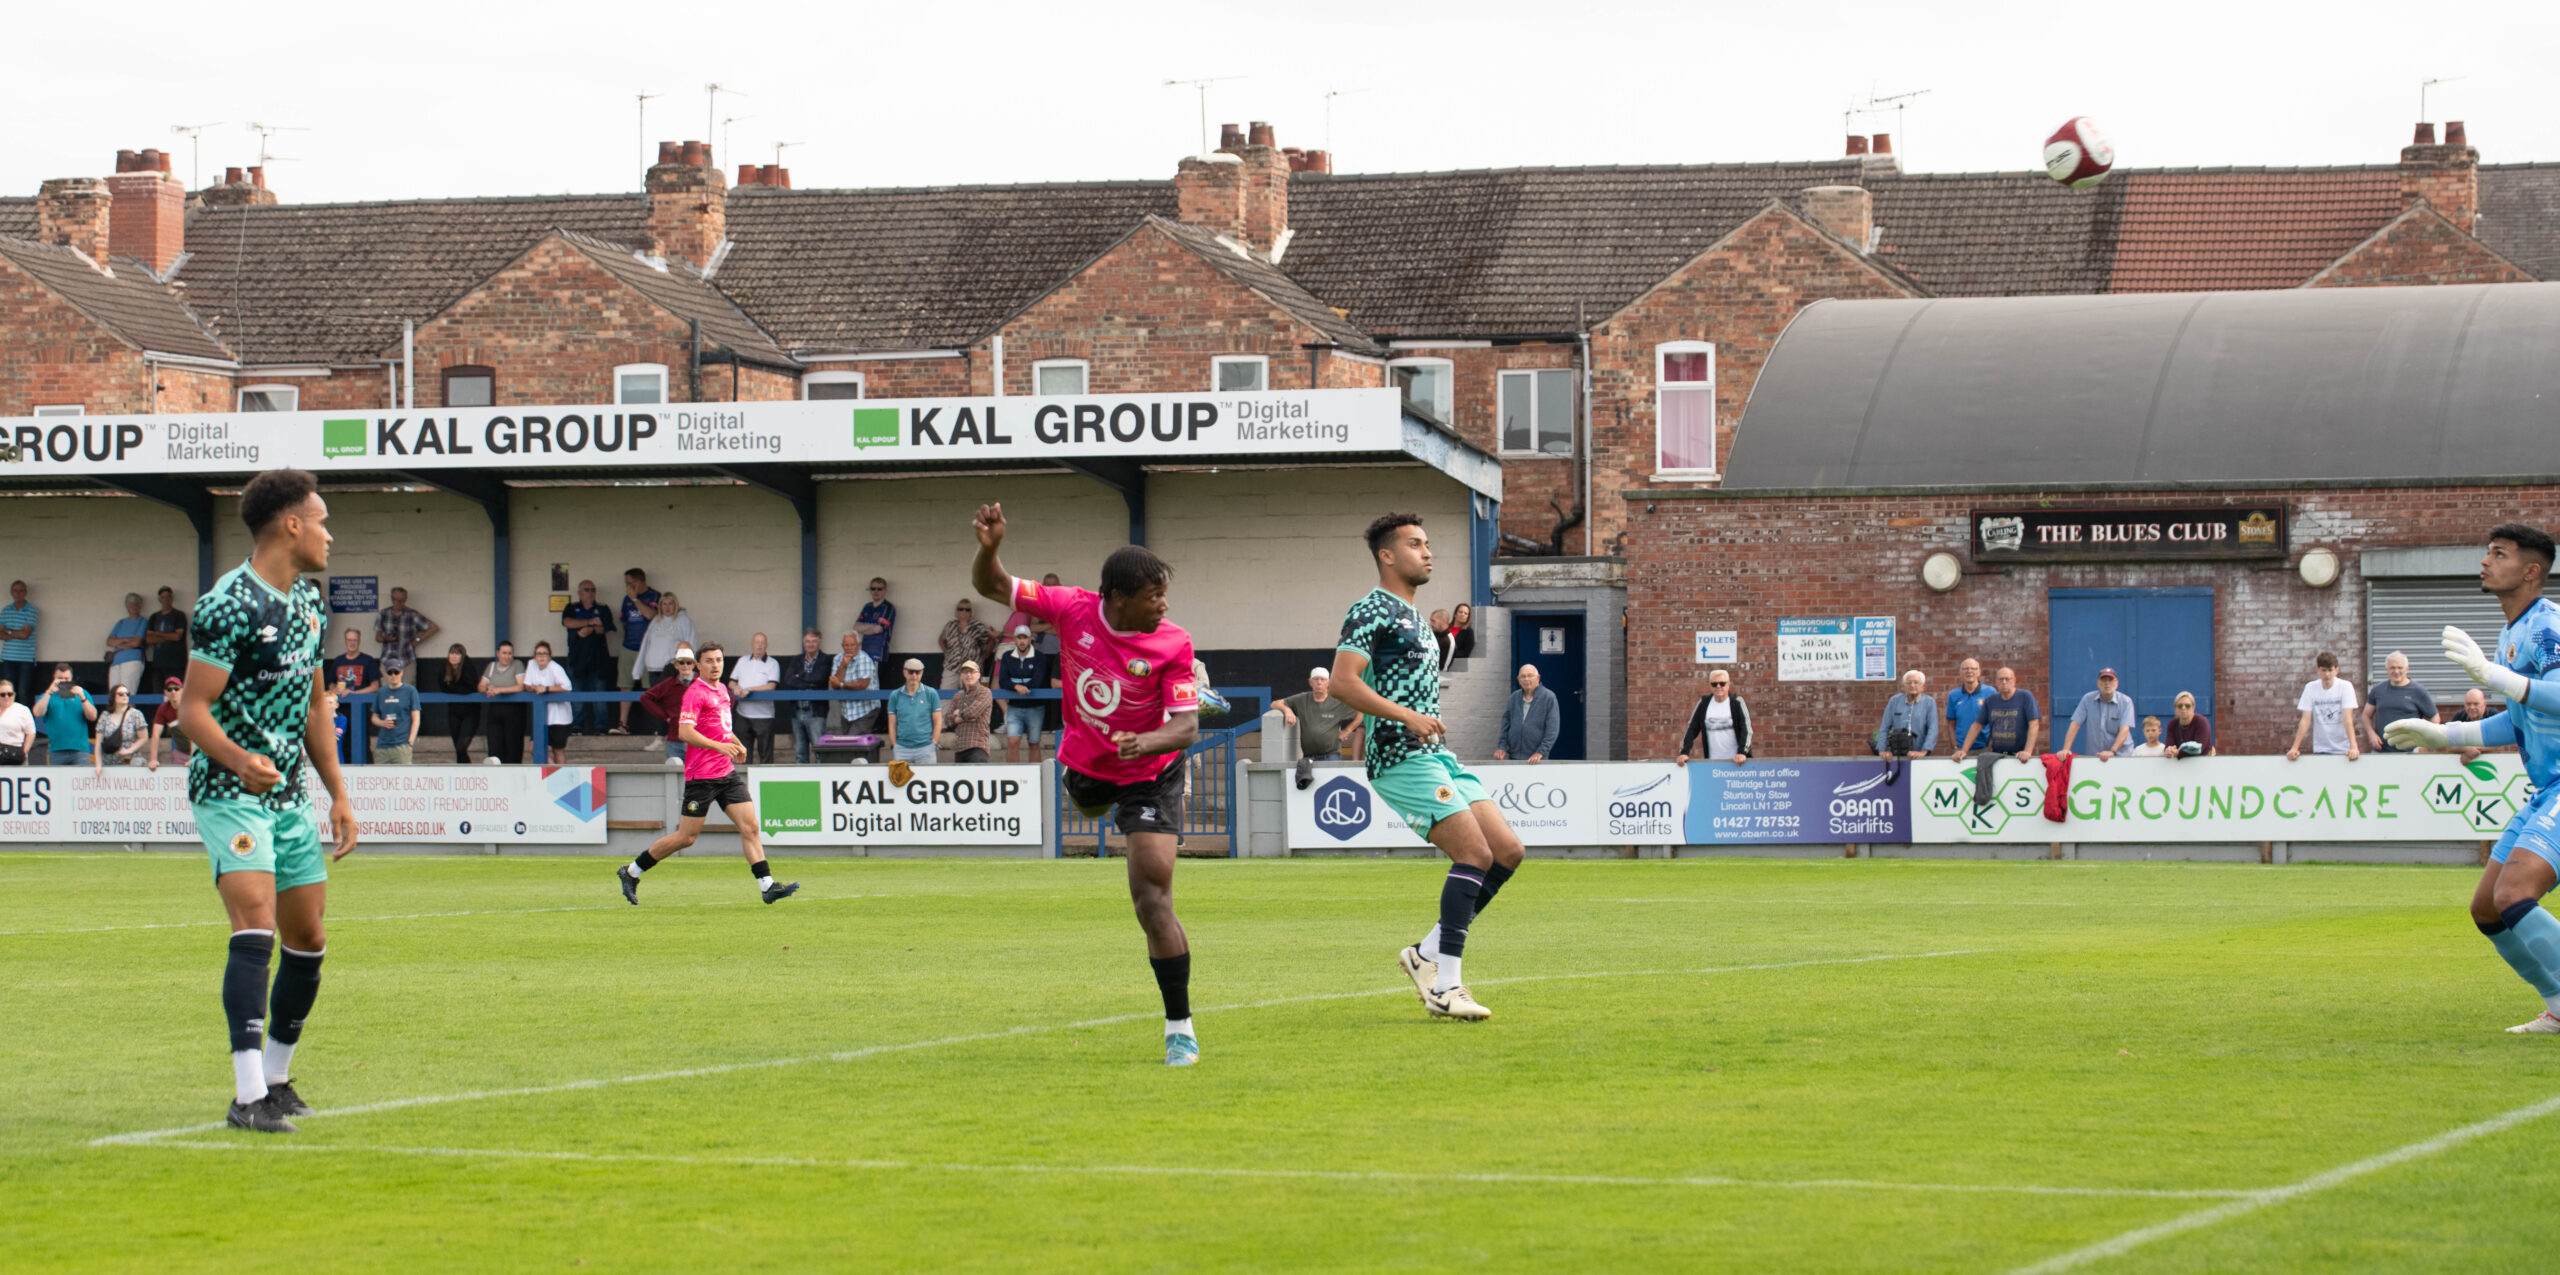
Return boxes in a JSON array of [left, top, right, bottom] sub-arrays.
[[701, 238, 735, 278], [1387, 340, 1492, 349], [237, 365, 332, 377], [141, 350, 242, 371], [795, 349, 965, 362], [1267, 226, 1295, 264]]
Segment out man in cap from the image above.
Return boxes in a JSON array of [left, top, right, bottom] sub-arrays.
[[1279, 665, 1361, 790]]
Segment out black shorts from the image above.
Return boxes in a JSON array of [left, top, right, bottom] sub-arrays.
[[681, 772, 753, 819], [545, 723, 569, 751], [1062, 758, 1187, 836]]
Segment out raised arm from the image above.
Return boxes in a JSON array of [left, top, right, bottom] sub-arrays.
[[970, 503, 1017, 609]]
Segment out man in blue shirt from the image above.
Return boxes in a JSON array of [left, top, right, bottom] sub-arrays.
[[613, 568, 658, 735], [2386, 524, 2560, 1035], [107, 592, 150, 695], [1945, 658, 1994, 761], [1955, 666, 2041, 762], [857, 577, 897, 664], [0, 579, 38, 699], [561, 579, 614, 735], [369, 659, 421, 764], [884, 657, 940, 766], [31, 663, 96, 765]]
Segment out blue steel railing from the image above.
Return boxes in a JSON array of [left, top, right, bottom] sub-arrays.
[[1051, 689, 1268, 859], [319, 687, 1064, 765]]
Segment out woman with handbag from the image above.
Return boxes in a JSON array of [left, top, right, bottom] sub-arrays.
[[92, 683, 149, 773]]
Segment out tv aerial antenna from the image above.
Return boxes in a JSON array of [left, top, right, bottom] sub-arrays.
[[245, 122, 307, 169], [2421, 76, 2465, 123], [1164, 76, 1245, 156], [170, 122, 224, 189], [1846, 86, 1931, 156]]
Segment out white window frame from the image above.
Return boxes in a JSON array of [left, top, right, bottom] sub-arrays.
[[29, 405, 84, 416], [802, 371, 866, 400], [1653, 340, 1719, 480], [613, 363, 669, 405], [1495, 368, 1576, 458], [1210, 355, 1269, 392], [1032, 359, 1089, 396], [237, 384, 299, 412], [1387, 356, 1454, 425]]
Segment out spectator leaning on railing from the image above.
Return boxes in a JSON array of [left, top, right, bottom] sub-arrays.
[[523, 641, 573, 764], [1494, 664, 1560, 763], [997, 626, 1052, 765], [2288, 651, 2361, 762], [830, 632, 880, 734], [780, 628, 832, 764], [105, 592, 148, 695], [1875, 670, 1939, 760], [1281, 666, 1361, 789], [479, 640, 530, 766], [886, 657, 941, 766], [147, 674, 188, 768], [91, 683, 148, 772], [729, 631, 781, 765], [562, 579, 614, 736], [2165, 692, 2215, 758], [371, 659, 420, 765], [1678, 668, 1750, 765], [2364, 651, 2439, 754], [1954, 666, 2040, 811], [2129, 716, 2169, 757], [2062, 668, 2135, 761], [944, 661, 993, 762]]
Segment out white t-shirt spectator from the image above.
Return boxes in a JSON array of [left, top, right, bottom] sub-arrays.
[[522, 658, 573, 726], [2297, 678, 2360, 755], [731, 653, 781, 720], [0, 702, 33, 752], [1703, 698, 1739, 761]]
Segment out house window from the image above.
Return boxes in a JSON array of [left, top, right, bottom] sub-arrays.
[[1212, 355, 1268, 392], [803, 371, 864, 401], [238, 385, 299, 412], [30, 405, 84, 417], [614, 363, 668, 405], [1388, 358, 1453, 424], [1033, 359, 1088, 396], [443, 365, 495, 408], [1654, 341, 1717, 477], [1497, 368, 1575, 456]]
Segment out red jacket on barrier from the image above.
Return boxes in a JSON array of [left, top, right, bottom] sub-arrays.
[[2042, 751, 2074, 822]]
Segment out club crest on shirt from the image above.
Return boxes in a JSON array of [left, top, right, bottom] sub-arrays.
[[1126, 657, 1153, 677], [1076, 668, 1124, 719], [1434, 785, 1456, 803], [229, 832, 255, 857]]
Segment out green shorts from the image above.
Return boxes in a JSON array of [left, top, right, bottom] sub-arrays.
[[195, 797, 328, 891], [1373, 752, 1489, 835]]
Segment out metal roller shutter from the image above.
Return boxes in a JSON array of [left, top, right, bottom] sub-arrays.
[[2366, 578, 2511, 707]]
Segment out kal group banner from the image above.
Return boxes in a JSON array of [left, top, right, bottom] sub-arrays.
[[1287, 762, 1687, 849], [751, 765, 1041, 846], [0, 389, 1402, 477], [0, 765, 608, 844], [1908, 754, 2530, 843]]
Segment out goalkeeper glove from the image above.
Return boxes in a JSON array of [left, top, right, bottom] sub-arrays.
[[2384, 718, 2453, 751], [2442, 625, 2530, 703]]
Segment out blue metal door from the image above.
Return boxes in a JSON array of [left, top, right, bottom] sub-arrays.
[[1508, 612, 1586, 760], [2048, 588, 2215, 727]]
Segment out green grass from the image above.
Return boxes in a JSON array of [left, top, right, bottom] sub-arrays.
[[5, 852, 2560, 1272]]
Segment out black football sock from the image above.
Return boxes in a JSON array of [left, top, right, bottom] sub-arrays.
[[265, 946, 324, 1084], [627, 850, 660, 877], [224, 931, 274, 1103], [752, 859, 776, 891], [1472, 861, 1517, 920], [1434, 866, 1485, 992], [1150, 951, 1192, 1024]]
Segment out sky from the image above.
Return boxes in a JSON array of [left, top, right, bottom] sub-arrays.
[[5, 0, 2556, 204]]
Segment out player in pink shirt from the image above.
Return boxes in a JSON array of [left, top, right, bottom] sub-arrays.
[[616, 642, 798, 905], [972, 502, 1206, 1066]]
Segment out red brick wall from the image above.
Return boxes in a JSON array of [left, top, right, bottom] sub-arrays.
[[2310, 210, 2534, 288], [154, 366, 234, 412], [293, 369, 395, 411], [802, 357, 973, 400], [410, 239, 712, 405], [1625, 484, 2560, 760], [995, 222, 1357, 395], [0, 257, 152, 414], [697, 362, 799, 402]]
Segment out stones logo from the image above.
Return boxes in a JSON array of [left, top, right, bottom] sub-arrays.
[[1075, 668, 1123, 722]]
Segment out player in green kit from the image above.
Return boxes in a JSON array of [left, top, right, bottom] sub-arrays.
[[179, 469, 360, 1133], [1325, 512, 1525, 1021]]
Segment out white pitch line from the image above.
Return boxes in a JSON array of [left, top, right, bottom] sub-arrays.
[[89, 949, 1978, 1147], [0, 894, 941, 938], [2010, 1090, 2560, 1273], [137, 1137, 2255, 1200]]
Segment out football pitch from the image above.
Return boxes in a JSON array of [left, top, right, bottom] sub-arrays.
[[7, 852, 2560, 1272]]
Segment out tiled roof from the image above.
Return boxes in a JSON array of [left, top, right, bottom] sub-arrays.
[[0, 237, 231, 361], [176, 194, 651, 364], [0, 197, 33, 240], [1866, 172, 2120, 296], [553, 230, 787, 363], [1281, 161, 1874, 336], [1145, 217, 1382, 353], [2481, 163, 2560, 281], [2104, 167, 2402, 292], [717, 180, 1176, 351]]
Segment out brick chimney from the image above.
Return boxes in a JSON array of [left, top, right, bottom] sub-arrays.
[[1798, 186, 1873, 251], [646, 140, 727, 268], [2400, 120, 2479, 232], [107, 147, 185, 276], [36, 177, 112, 267], [199, 164, 280, 208], [1177, 121, 1294, 254], [1282, 147, 1332, 174]]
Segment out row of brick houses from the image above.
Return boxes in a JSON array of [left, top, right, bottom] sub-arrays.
[[2, 122, 2554, 761]]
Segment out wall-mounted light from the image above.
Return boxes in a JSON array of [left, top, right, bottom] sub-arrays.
[[2298, 547, 2341, 588], [1921, 551, 1963, 592]]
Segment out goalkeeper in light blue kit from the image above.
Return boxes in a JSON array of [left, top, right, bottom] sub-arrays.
[[2387, 524, 2560, 1034]]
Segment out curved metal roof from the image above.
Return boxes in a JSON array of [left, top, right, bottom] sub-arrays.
[[1722, 282, 2560, 491]]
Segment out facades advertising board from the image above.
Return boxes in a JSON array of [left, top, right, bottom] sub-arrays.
[[1286, 762, 1689, 849], [0, 389, 1403, 477], [750, 765, 1041, 846], [0, 765, 608, 843], [1908, 754, 2525, 842]]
